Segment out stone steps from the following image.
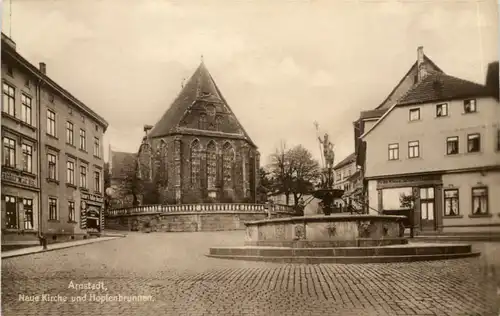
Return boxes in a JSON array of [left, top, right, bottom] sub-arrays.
[[206, 252, 481, 264], [207, 243, 479, 263]]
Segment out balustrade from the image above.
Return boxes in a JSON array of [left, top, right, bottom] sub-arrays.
[[106, 202, 294, 216]]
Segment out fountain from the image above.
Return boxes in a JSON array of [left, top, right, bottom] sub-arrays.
[[207, 127, 480, 263]]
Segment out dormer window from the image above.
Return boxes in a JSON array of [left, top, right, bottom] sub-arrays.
[[464, 99, 477, 113], [436, 103, 448, 117], [409, 108, 420, 121]]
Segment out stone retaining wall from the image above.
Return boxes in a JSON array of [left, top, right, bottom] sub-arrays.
[[105, 212, 291, 232]]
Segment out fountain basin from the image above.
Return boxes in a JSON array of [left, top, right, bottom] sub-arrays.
[[244, 214, 407, 248]]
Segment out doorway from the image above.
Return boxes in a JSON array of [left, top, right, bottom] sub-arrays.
[[420, 187, 436, 231]]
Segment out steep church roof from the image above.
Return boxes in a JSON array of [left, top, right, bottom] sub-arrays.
[[148, 62, 256, 146]]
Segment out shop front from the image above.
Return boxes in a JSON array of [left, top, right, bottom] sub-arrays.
[[1, 168, 39, 245], [80, 192, 104, 234], [374, 173, 444, 234]]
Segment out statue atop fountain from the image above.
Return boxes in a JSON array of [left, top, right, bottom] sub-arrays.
[[313, 126, 344, 215]]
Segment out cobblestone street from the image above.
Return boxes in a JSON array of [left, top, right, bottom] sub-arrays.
[[2, 231, 499, 316]]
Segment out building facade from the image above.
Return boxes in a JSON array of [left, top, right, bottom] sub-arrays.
[[1, 33, 109, 244], [361, 69, 500, 234], [1, 35, 40, 245], [117, 62, 260, 205], [353, 47, 444, 211]]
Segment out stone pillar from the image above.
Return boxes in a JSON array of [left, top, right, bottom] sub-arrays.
[[435, 184, 443, 233], [254, 151, 260, 203], [377, 189, 383, 213], [173, 137, 182, 204], [412, 187, 421, 234]]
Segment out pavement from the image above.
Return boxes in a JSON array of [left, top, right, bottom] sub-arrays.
[[2, 230, 500, 316], [1, 234, 125, 259]]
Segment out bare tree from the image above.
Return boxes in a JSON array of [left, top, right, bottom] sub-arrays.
[[268, 141, 320, 207]]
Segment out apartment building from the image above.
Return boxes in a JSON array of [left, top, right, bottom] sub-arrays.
[[1, 35, 40, 246], [332, 153, 360, 207], [361, 66, 500, 234], [353, 46, 444, 211], [1, 33, 108, 244]]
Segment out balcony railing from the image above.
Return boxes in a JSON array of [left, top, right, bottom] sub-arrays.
[[106, 203, 295, 217]]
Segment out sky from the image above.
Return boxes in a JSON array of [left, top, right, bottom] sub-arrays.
[[2, 0, 498, 166]]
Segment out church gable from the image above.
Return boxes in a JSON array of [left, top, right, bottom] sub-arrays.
[[148, 61, 256, 146]]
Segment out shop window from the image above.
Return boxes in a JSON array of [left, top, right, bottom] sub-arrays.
[[23, 198, 33, 230], [4, 195, 18, 229]]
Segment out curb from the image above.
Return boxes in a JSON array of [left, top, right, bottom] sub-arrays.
[[1, 236, 125, 259]]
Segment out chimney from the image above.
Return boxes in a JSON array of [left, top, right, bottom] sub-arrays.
[[485, 61, 499, 100], [39, 62, 46, 75], [416, 46, 427, 82]]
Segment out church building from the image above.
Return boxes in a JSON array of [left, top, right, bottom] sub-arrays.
[[131, 62, 260, 205]]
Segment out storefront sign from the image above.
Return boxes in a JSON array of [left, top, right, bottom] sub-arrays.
[[2, 170, 36, 187], [377, 174, 442, 189], [81, 192, 104, 204]]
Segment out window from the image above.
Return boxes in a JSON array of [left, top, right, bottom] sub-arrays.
[[94, 171, 101, 193], [444, 189, 459, 216], [222, 143, 235, 187], [66, 122, 74, 145], [409, 108, 420, 121], [198, 114, 207, 129], [21, 94, 32, 125], [25, 79, 31, 88], [23, 198, 33, 230], [4, 195, 17, 229], [79, 129, 86, 151], [3, 137, 16, 167], [467, 133, 480, 153], [68, 201, 76, 222], [464, 99, 477, 113], [388, 143, 399, 160], [49, 197, 58, 220], [206, 142, 217, 190], [215, 116, 223, 131], [21, 144, 33, 173], [47, 110, 56, 136], [80, 164, 87, 188], [95, 124, 99, 132], [190, 140, 201, 186], [48, 93, 54, 103], [48, 153, 57, 180], [436, 103, 448, 117], [93, 137, 100, 157], [420, 187, 435, 221], [472, 187, 488, 215], [66, 160, 75, 185], [2, 82, 15, 116], [446, 137, 459, 155], [408, 141, 420, 158]]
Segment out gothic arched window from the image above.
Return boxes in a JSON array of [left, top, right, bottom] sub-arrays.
[[190, 140, 201, 186], [222, 142, 235, 188], [159, 141, 168, 185], [198, 114, 207, 130], [206, 141, 217, 190], [215, 116, 223, 131]]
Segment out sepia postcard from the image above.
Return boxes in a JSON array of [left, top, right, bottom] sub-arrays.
[[1, 0, 499, 315]]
